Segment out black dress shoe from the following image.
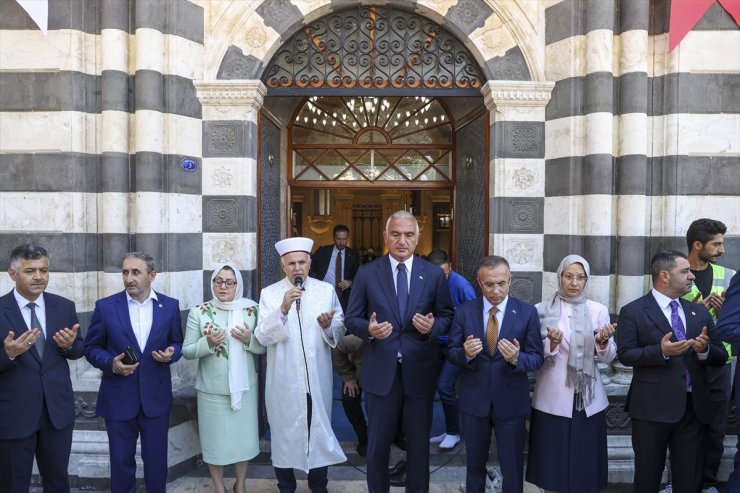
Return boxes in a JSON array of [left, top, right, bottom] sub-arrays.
[[356, 442, 367, 457], [388, 459, 406, 487]]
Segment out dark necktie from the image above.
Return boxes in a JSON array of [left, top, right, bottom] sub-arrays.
[[397, 263, 408, 319], [27, 302, 44, 358], [486, 306, 499, 354], [335, 250, 342, 290], [670, 300, 691, 389]]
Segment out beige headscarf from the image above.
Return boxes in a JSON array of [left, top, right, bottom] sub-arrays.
[[209, 263, 257, 410], [537, 254, 596, 411]]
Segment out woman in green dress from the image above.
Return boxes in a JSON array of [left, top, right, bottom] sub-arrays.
[[183, 263, 265, 493]]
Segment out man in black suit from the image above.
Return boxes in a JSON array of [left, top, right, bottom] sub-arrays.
[[617, 250, 727, 493], [0, 244, 84, 492], [310, 224, 360, 311], [345, 210, 454, 493]]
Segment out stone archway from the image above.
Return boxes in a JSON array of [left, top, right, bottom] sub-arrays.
[[196, 0, 554, 304]]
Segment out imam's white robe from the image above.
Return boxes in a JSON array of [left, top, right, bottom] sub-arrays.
[[255, 276, 347, 471]]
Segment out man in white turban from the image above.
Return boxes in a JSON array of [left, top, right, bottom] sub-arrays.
[[255, 237, 346, 493]]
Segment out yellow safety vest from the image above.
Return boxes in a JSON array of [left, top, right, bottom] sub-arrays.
[[683, 263, 736, 363]]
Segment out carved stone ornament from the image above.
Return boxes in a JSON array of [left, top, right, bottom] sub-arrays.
[[194, 81, 267, 112], [512, 166, 535, 191], [207, 199, 238, 231], [212, 166, 234, 188], [211, 125, 238, 154], [245, 27, 268, 49], [510, 124, 538, 155], [481, 80, 555, 111], [510, 276, 534, 301], [510, 200, 538, 232], [75, 396, 98, 418], [507, 240, 534, 265], [454, 0, 481, 25], [210, 237, 237, 263]]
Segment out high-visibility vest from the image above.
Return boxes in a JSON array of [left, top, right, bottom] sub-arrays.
[[683, 263, 737, 363]]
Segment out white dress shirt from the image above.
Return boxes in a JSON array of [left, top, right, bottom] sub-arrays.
[[127, 290, 158, 351], [14, 289, 46, 337], [322, 247, 346, 286]]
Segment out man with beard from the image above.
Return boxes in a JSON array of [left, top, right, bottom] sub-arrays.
[[84, 252, 183, 493], [617, 251, 726, 493], [682, 219, 735, 493]]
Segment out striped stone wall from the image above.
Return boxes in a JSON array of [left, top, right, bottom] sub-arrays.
[[544, 0, 739, 312], [0, 0, 207, 329]]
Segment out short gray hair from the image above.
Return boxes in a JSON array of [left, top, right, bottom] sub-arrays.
[[123, 252, 155, 272], [477, 255, 510, 273], [10, 244, 49, 269], [385, 210, 419, 234]]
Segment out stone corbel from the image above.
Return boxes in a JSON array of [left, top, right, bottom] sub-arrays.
[[194, 80, 267, 120], [481, 80, 555, 121]]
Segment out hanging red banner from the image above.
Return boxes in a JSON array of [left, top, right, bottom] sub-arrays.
[[670, 0, 740, 51]]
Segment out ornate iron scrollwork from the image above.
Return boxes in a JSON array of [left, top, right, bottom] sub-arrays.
[[263, 6, 484, 91]]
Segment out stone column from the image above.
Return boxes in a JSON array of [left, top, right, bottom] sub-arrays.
[[615, 0, 651, 312], [195, 80, 266, 298], [482, 80, 554, 305]]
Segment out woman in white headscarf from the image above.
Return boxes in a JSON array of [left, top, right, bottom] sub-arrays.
[[183, 263, 265, 493], [526, 255, 617, 493]]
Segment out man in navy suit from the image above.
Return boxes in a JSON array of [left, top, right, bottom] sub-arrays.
[[447, 255, 543, 493], [84, 252, 183, 493], [309, 224, 360, 311], [0, 244, 84, 492], [708, 271, 740, 490], [617, 250, 726, 493], [345, 210, 454, 493]]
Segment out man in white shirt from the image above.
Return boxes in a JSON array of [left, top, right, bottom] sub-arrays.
[[617, 250, 727, 493], [0, 244, 84, 492], [84, 252, 183, 493]]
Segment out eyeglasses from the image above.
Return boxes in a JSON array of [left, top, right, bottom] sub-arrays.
[[213, 278, 237, 288], [561, 274, 588, 283]]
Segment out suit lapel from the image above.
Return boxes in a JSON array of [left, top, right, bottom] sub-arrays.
[[145, 294, 163, 352], [1, 291, 41, 365], [499, 297, 518, 342], [642, 294, 673, 337], [407, 259, 426, 321], [680, 298, 703, 338], [115, 293, 141, 351], [376, 256, 402, 325]]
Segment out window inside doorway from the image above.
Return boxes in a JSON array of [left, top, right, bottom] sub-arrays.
[[291, 96, 454, 184]]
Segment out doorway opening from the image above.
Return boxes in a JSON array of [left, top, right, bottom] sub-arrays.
[[290, 188, 452, 260]]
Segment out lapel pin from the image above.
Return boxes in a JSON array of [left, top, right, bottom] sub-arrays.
[[419, 275, 424, 280], [691, 311, 695, 316], [512, 309, 517, 315], [159, 304, 163, 308]]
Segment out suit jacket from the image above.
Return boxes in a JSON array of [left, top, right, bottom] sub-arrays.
[[616, 293, 726, 424], [310, 245, 359, 309], [447, 296, 543, 419], [344, 254, 453, 397], [0, 290, 84, 439], [84, 291, 183, 420], [711, 273, 740, 400]]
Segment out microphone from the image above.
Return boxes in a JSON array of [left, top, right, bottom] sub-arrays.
[[295, 276, 303, 312]]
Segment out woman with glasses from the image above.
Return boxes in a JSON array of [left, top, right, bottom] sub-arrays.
[[526, 255, 616, 493], [183, 263, 265, 493]]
